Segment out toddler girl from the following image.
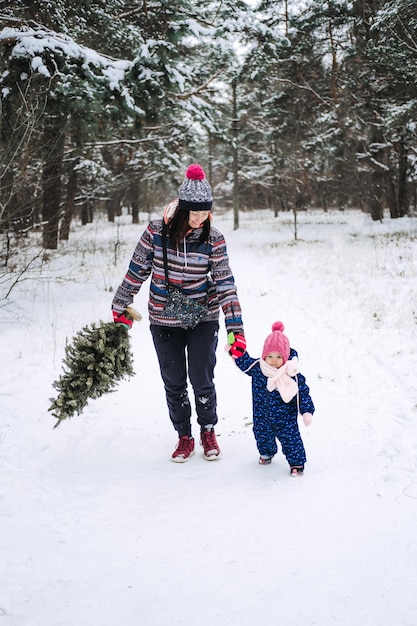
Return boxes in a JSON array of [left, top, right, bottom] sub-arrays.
[[230, 321, 314, 476]]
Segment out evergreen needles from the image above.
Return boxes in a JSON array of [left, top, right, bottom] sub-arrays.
[[49, 321, 135, 428]]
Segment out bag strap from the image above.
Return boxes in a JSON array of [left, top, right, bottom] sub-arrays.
[[161, 221, 208, 303], [161, 220, 170, 288]]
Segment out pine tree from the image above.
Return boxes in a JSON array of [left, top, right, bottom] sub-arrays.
[[366, 0, 417, 217], [49, 321, 135, 428]]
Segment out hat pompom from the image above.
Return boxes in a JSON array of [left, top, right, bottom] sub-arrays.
[[272, 321, 285, 333], [186, 164, 205, 180]]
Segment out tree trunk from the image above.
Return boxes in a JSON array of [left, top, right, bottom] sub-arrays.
[[130, 180, 139, 224], [107, 198, 115, 222], [107, 193, 122, 222], [0, 79, 19, 230], [42, 112, 67, 249], [397, 139, 408, 217], [385, 170, 398, 219], [0, 168, 17, 230], [81, 197, 93, 225], [370, 171, 384, 221], [60, 160, 78, 240]]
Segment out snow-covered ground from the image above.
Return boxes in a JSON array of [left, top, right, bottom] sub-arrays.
[[1, 208, 417, 626]]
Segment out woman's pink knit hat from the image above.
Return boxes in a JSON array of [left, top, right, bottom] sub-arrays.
[[262, 321, 290, 362]]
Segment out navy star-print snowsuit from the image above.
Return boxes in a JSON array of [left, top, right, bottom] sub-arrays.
[[235, 348, 315, 467]]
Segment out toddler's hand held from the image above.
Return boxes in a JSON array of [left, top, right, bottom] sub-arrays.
[[227, 332, 247, 359]]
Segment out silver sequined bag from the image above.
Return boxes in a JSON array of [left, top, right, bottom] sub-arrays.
[[164, 287, 208, 329]]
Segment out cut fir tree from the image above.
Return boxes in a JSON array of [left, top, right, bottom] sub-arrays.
[[49, 307, 140, 428]]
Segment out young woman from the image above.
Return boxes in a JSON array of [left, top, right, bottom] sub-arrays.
[[112, 164, 245, 462]]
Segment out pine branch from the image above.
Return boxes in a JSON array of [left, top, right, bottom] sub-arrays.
[[167, 69, 224, 100]]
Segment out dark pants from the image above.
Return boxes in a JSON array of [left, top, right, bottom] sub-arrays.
[[253, 415, 307, 467], [150, 322, 219, 438]]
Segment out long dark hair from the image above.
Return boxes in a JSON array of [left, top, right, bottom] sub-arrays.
[[168, 210, 211, 249]]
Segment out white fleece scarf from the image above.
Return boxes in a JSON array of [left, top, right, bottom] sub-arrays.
[[259, 356, 299, 403]]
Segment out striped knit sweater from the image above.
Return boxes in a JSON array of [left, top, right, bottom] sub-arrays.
[[112, 218, 244, 332]]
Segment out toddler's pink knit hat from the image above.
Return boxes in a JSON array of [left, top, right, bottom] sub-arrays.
[[262, 321, 290, 362]]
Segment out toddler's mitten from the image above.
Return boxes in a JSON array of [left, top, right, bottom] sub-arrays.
[[112, 310, 133, 329], [286, 356, 299, 376], [228, 332, 247, 359], [302, 412, 313, 427]]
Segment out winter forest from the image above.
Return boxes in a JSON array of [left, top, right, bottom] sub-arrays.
[[2, 3, 417, 624], [1, 0, 417, 261]]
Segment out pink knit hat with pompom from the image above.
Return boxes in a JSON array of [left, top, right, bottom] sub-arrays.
[[262, 321, 290, 362]]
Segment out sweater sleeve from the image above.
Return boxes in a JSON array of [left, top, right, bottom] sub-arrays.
[[209, 230, 244, 334], [297, 372, 315, 415], [234, 351, 258, 375], [111, 223, 155, 314]]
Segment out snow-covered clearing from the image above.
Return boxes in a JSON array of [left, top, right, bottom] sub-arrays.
[[1, 208, 417, 625]]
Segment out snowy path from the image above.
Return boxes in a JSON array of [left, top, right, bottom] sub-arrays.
[[1, 210, 417, 625]]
